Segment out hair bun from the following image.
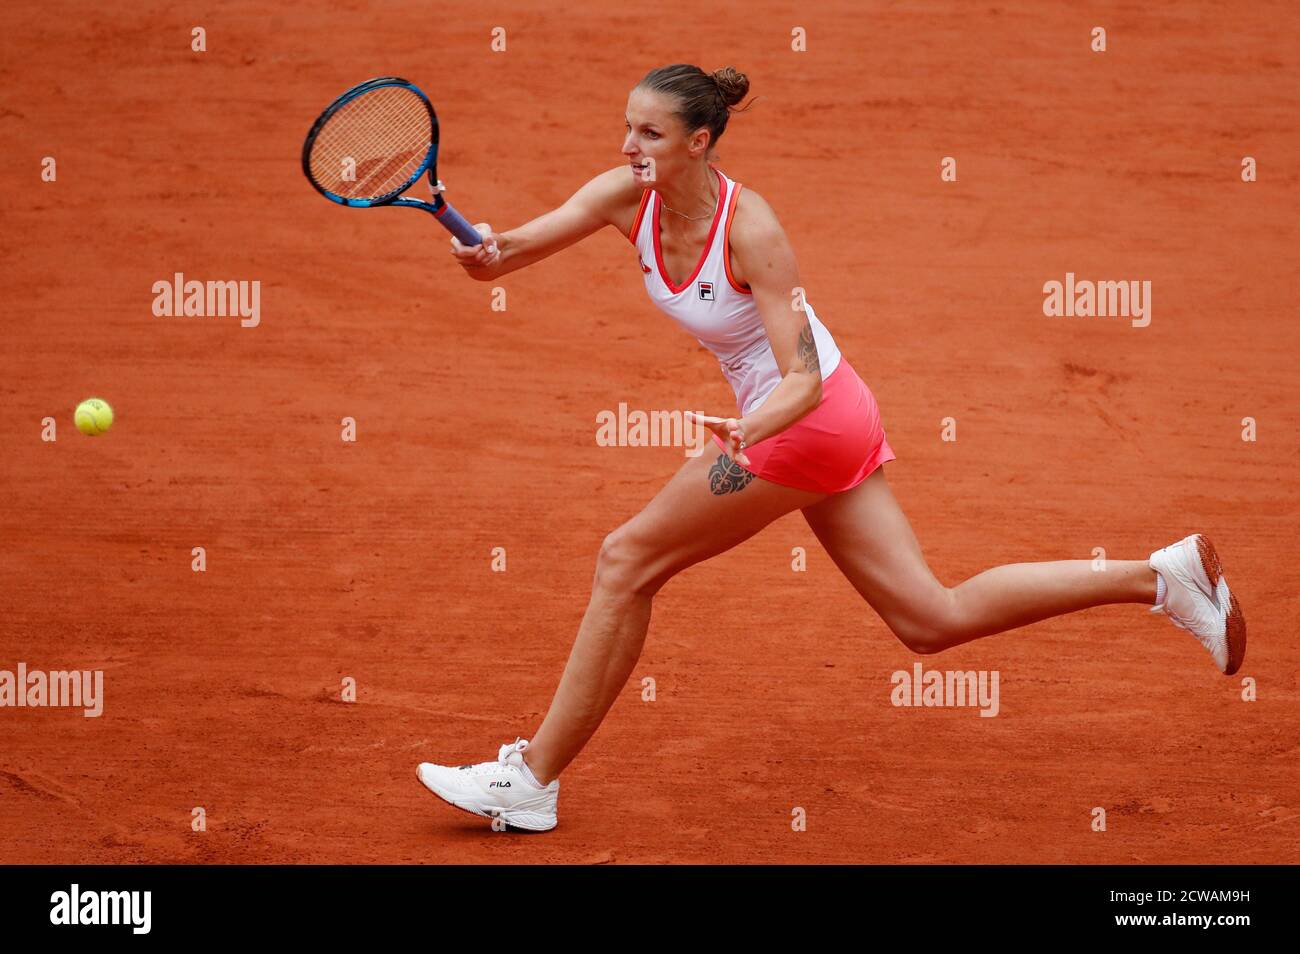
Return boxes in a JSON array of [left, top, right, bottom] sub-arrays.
[[711, 66, 750, 107]]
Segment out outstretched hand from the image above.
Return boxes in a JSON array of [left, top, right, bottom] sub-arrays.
[[449, 223, 501, 269], [685, 410, 752, 468]]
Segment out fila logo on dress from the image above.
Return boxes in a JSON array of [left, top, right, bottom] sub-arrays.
[[698, 281, 714, 301]]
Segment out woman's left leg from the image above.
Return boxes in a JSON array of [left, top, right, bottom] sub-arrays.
[[800, 466, 1156, 654], [523, 451, 826, 782]]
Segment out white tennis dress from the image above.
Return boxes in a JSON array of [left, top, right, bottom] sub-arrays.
[[628, 166, 842, 415]]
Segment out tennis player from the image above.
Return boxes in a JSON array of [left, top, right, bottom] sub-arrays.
[[416, 64, 1246, 832]]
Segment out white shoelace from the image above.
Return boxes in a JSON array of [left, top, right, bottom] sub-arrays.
[[454, 738, 528, 777], [497, 738, 528, 766]]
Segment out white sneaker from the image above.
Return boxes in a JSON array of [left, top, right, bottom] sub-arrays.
[[416, 738, 558, 832], [1149, 534, 1246, 675]]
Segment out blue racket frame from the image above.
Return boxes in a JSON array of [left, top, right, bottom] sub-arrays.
[[302, 76, 482, 246]]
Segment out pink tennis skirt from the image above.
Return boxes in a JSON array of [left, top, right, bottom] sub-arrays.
[[711, 357, 896, 494]]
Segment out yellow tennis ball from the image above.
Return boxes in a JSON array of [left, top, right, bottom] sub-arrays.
[[75, 398, 114, 436]]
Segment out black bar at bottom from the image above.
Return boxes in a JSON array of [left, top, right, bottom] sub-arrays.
[[0, 864, 1284, 939]]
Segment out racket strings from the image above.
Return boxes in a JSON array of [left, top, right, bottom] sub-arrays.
[[309, 85, 432, 201]]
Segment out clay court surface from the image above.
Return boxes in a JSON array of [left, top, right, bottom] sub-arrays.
[[2, 1, 1296, 863]]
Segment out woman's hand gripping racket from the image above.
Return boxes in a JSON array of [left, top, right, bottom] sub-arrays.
[[302, 76, 492, 255]]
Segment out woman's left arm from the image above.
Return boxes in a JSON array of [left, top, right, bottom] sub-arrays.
[[728, 191, 823, 447]]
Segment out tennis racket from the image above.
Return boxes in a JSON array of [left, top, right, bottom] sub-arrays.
[[302, 76, 482, 245]]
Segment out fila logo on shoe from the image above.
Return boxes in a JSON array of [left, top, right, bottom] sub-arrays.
[[489, 781, 512, 788]]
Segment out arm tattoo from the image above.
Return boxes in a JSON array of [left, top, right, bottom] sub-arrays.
[[797, 319, 821, 376], [708, 453, 755, 495]]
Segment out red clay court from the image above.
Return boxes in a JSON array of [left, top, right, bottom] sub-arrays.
[[2, 1, 1296, 863]]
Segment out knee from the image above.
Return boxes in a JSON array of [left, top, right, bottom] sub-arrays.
[[594, 526, 662, 596], [887, 590, 964, 656]]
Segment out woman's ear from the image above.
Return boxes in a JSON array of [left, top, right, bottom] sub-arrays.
[[689, 127, 712, 158]]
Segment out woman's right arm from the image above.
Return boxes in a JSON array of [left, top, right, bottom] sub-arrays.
[[450, 166, 640, 281]]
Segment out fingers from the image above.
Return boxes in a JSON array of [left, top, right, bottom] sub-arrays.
[[722, 417, 752, 467], [684, 410, 730, 431], [684, 410, 725, 426], [450, 223, 500, 268], [685, 411, 752, 467], [730, 426, 752, 467]]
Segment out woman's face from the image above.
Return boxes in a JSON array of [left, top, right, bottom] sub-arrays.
[[623, 87, 708, 187]]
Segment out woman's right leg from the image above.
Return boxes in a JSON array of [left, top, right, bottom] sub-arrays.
[[523, 452, 825, 783], [800, 466, 1158, 654]]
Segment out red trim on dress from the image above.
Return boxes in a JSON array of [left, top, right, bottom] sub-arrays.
[[651, 166, 727, 294], [722, 182, 752, 294], [627, 189, 652, 245]]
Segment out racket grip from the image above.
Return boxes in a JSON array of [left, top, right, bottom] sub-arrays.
[[434, 202, 484, 246]]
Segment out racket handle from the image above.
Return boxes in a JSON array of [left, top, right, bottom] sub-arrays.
[[434, 202, 484, 246]]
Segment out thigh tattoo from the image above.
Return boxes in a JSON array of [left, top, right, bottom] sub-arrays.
[[708, 453, 755, 495]]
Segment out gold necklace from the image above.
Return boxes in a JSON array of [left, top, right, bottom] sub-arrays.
[[661, 182, 720, 221]]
